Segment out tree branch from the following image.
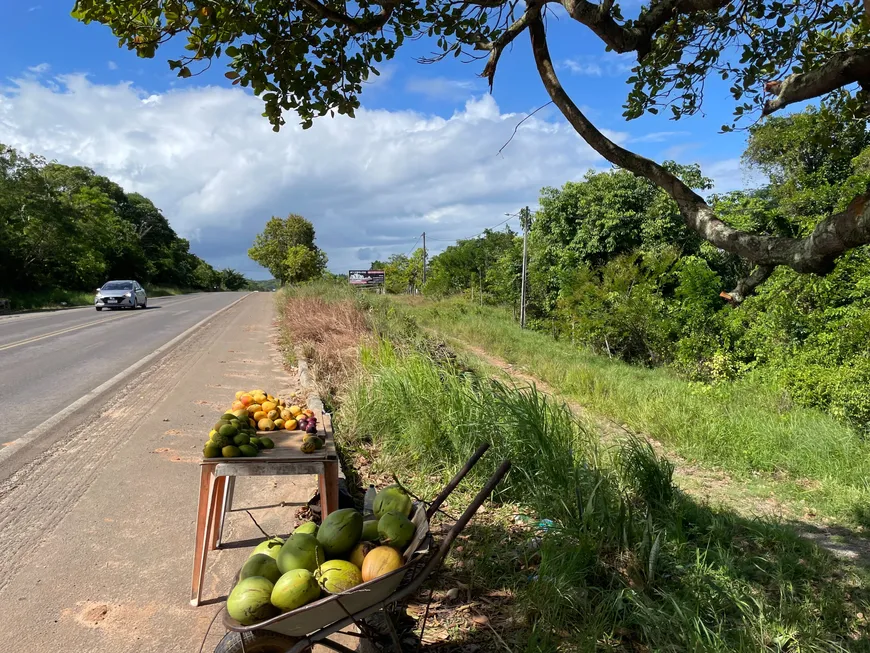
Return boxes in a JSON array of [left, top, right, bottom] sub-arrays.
[[723, 265, 774, 304], [527, 12, 870, 290], [762, 48, 870, 116], [560, 0, 730, 58], [297, 0, 399, 34], [477, 5, 541, 89]]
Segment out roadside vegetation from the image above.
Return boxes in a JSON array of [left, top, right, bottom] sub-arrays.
[[278, 281, 870, 652], [0, 143, 254, 310]]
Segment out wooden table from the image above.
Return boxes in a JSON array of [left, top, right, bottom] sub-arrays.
[[190, 410, 339, 606]]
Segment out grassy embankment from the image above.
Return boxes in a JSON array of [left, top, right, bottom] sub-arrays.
[[278, 282, 869, 652], [395, 297, 870, 529], [2, 285, 203, 311]]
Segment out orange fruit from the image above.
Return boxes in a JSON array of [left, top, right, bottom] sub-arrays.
[[261, 401, 277, 412], [253, 411, 267, 422], [289, 405, 302, 416], [303, 409, 315, 418], [285, 419, 297, 431], [240, 394, 253, 406]]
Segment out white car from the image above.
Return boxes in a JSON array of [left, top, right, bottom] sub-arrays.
[[95, 280, 147, 311]]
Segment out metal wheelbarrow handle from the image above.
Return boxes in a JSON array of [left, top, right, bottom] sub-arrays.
[[425, 442, 491, 520]]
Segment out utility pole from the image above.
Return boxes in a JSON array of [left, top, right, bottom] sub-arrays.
[[421, 232, 427, 287], [520, 206, 530, 329]]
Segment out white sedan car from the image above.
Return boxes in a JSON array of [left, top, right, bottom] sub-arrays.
[[95, 280, 147, 311]]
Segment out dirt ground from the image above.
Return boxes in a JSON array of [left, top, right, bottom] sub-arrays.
[[0, 293, 356, 652]]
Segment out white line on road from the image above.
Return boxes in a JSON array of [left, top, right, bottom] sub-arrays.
[[0, 293, 252, 465]]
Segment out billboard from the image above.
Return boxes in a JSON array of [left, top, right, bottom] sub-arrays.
[[348, 270, 385, 287]]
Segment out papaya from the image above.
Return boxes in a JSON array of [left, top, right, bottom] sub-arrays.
[[378, 511, 415, 550], [276, 533, 326, 573], [271, 569, 321, 611], [314, 560, 362, 594], [361, 546, 403, 582], [373, 485, 412, 519], [317, 508, 363, 558], [227, 576, 279, 625]]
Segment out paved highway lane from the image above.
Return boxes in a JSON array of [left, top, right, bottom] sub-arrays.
[[0, 292, 249, 441]]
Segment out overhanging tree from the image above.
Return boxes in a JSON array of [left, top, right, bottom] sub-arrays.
[[73, 0, 870, 300]]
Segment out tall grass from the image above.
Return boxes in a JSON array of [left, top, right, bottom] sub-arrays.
[[337, 339, 869, 651], [400, 298, 870, 526]]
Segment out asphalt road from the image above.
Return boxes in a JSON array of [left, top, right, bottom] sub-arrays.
[[0, 292, 249, 444]]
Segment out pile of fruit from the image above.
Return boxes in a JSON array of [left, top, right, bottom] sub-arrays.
[[228, 389, 316, 433], [203, 411, 274, 458], [226, 484, 417, 624]]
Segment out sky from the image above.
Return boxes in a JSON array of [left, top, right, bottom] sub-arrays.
[[0, 1, 763, 279]]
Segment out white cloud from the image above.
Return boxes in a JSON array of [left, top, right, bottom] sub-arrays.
[[0, 74, 627, 276], [107, 61, 119, 71], [703, 158, 764, 195], [27, 63, 50, 75], [561, 53, 635, 77], [405, 76, 482, 100], [630, 131, 691, 144]]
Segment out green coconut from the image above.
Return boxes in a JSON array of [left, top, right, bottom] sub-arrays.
[[314, 559, 363, 594], [360, 519, 380, 542], [271, 569, 321, 611], [378, 511, 415, 550], [373, 485, 412, 520], [240, 554, 281, 584], [250, 536, 285, 560], [276, 533, 326, 573], [227, 576, 279, 625], [293, 521, 319, 536], [316, 508, 363, 559]]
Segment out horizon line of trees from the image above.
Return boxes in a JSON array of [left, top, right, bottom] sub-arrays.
[[0, 143, 256, 298]]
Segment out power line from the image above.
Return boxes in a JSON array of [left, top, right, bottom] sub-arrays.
[[426, 211, 522, 243]]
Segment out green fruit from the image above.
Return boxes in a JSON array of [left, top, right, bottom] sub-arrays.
[[222, 445, 242, 458], [240, 554, 281, 584], [378, 512, 415, 550], [222, 412, 238, 421], [219, 423, 239, 438], [203, 443, 222, 458], [251, 537, 285, 560], [277, 533, 326, 573], [317, 508, 363, 559], [303, 435, 324, 450], [373, 485, 412, 520], [239, 444, 259, 457], [227, 576, 279, 625], [234, 433, 251, 446], [249, 437, 262, 449], [260, 437, 275, 449], [214, 420, 230, 432], [271, 569, 321, 611], [210, 432, 230, 448], [294, 521, 318, 536], [301, 440, 316, 454], [361, 519, 380, 542], [315, 560, 363, 594]]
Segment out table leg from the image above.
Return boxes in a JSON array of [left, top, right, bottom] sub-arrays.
[[216, 475, 235, 548], [191, 463, 217, 606], [320, 460, 339, 518], [210, 475, 227, 550]]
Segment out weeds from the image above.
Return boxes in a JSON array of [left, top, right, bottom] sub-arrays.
[[278, 283, 870, 651]]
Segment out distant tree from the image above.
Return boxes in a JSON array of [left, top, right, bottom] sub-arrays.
[[248, 214, 320, 285], [219, 268, 249, 291], [284, 244, 328, 283]]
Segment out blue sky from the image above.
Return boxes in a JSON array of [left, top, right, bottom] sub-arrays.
[[1, 1, 760, 279]]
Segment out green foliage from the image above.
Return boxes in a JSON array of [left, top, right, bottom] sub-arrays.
[[331, 321, 870, 650], [247, 214, 324, 285], [0, 142, 231, 301], [372, 250, 424, 294], [284, 243, 328, 284], [72, 0, 870, 132]]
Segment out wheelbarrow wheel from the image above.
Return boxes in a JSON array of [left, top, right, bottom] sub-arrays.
[[215, 630, 307, 653]]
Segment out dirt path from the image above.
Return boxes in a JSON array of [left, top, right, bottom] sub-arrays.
[[436, 334, 870, 566]]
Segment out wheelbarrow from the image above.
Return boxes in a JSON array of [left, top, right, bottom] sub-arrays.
[[214, 443, 511, 653]]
